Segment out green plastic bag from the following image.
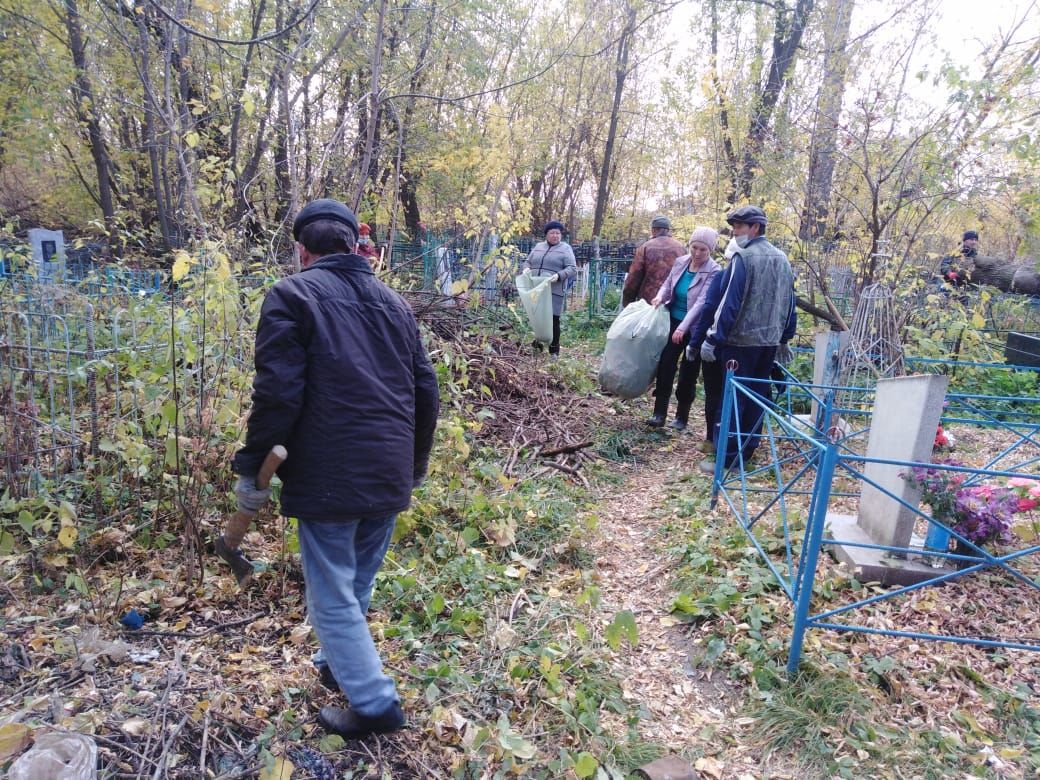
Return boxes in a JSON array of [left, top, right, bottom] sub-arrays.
[[598, 300, 670, 398], [516, 273, 555, 343]]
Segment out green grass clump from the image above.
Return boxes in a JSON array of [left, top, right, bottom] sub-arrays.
[[749, 663, 873, 771]]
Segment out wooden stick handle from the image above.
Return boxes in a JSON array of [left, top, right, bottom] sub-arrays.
[[222, 446, 287, 549], [256, 445, 287, 489], [223, 511, 254, 550]]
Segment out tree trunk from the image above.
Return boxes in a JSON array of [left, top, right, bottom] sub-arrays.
[[134, 13, 173, 252], [968, 256, 1040, 295], [271, 0, 295, 229], [61, 0, 118, 248], [709, 0, 739, 202], [396, 3, 436, 235], [353, 0, 388, 210], [736, 0, 815, 201], [592, 4, 635, 237], [799, 0, 853, 241], [227, 0, 267, 189]]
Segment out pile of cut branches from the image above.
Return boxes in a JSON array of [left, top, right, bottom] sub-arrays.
[[407, 292, 608, 485]]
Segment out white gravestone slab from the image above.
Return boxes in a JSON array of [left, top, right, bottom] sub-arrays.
[[857, 373, 949, 549], [28, 228, 66, 282]]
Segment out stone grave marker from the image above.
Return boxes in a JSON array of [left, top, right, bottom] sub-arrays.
[[827, 373, 950, 585], [28, 228, 66, 282]]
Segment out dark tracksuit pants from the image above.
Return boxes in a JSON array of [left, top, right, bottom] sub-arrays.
[[700, 357, 725, 443], [653, 317, 701, 420], [714, 344, 778, 466]]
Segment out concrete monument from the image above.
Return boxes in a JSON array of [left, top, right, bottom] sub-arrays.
[[827, 373, 950, 585]]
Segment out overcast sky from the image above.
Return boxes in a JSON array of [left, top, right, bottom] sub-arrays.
[[924, 0, 1037, 63], [666, 0, 1039, 104], [853, 0, 1038, 81]]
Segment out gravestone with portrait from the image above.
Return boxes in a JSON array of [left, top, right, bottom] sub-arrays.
[[28, 228, 66, 283]]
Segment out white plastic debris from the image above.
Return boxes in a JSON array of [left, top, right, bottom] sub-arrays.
[[8, 731, 97, 780]]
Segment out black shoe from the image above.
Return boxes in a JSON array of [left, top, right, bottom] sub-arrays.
[[668, 419, 687, 430], [647, 414, 666, 427], [532, 340, 544, 352], [214, 536, 254, 587], [317, 664, 339, 692], [318, 703, 405, 739]]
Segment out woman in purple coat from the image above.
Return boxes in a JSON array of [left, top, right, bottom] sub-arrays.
[[647, 226, 721, 430]]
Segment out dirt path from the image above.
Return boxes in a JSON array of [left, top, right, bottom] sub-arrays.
[[590, 432, 773, 776]]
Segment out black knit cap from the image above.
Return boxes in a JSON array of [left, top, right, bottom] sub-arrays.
[[543, 220, 565, 236], [963, 230, 978, 240], [292, 198, 360, 242]]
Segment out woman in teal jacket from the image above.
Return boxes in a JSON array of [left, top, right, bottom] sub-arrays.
[[647, 226, 721, 429]]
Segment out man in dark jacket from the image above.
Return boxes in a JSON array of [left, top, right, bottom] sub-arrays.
[[233, 198, 439, 739], [622, 215, 686, 306], [939, 229, 978, 287], [698, 206, 796, 473]]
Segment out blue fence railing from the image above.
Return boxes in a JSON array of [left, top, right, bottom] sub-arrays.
[[708, 364, 1040, 674]]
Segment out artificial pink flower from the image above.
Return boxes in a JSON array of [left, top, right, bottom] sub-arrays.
[[1017, 498, 1040, 513], [1030, 485, 1040, 498], [1007, 477, 1038, 489]]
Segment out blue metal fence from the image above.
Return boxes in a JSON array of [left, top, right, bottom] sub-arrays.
[[708, 362, 1040, 674], [383, 233, 637, 318]]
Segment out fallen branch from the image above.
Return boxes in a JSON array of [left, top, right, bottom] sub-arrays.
[[542, 460, 580, 476], [539, 440, 593, 457], [796, 295, 847, 331]]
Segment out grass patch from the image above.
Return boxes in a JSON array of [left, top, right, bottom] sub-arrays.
[[564, 313, 609, 349], [597, 428, 639, 462], [748, 663, 873, 772]]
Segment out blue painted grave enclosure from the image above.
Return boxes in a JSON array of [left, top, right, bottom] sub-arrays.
[[708, 360, 1040, 674]]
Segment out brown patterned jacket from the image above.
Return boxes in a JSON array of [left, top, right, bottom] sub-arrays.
[[622, 235, 686, 306]]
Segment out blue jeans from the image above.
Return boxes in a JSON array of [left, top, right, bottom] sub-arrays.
[[298, 515, 398, 716]]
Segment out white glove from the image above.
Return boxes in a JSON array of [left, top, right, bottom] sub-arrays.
[[234, 475, 271, 514], [777, 343, 794, 365], [549, 274, 560, 283], [700, 341, 717, 363], [522, 267, 532, 276]]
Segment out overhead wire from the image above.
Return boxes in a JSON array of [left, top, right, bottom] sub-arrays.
[[143, 0, 322, 45]]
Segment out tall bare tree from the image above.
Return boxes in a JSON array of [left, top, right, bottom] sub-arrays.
[[799, 0, 854, 240]]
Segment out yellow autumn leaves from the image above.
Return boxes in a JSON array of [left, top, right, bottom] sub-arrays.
[[171, 246, 233, 283]]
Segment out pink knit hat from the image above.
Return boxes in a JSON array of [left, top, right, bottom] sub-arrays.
[[689, 226, 719, 250]]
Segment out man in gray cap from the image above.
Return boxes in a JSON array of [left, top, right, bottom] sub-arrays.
[[233, 198, 439, 739], [622, 215, 686, 307], [698, 205, 796, 474]]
